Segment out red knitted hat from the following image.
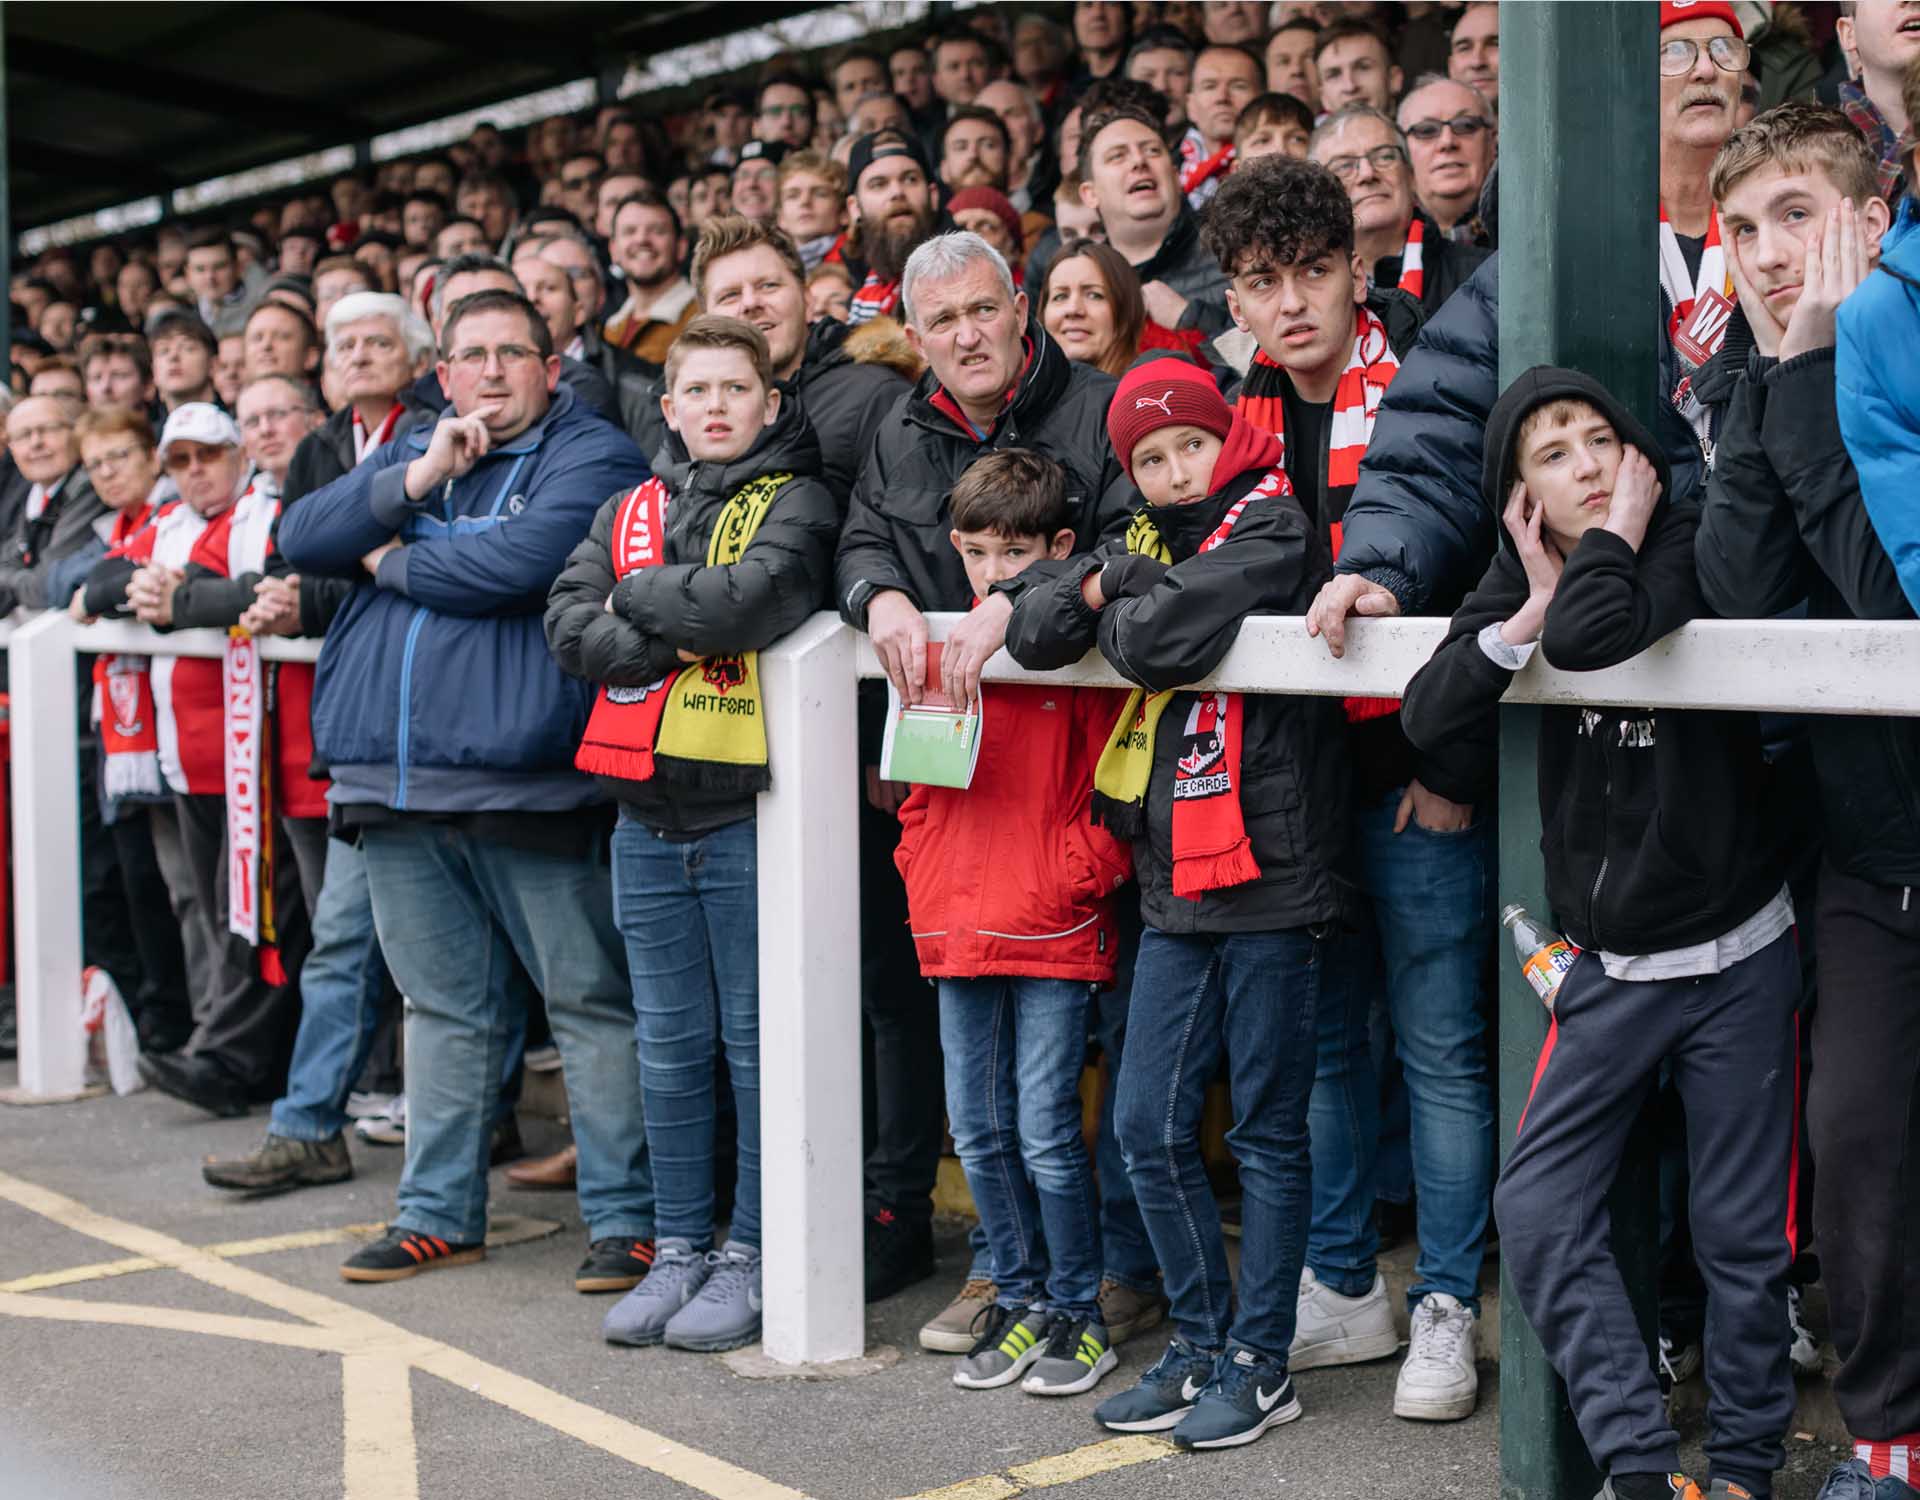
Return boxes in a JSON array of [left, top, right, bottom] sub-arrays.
[[947, 187, 1024, 255], [1108, 358, 1231, 480], [1659, 1, 1743, 37]]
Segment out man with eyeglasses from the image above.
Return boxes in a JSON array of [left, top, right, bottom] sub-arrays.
[[754, 75, 816, 150], [278, 288, 657, 1293], [1311, 104, 1490, 318], [0, 394, 105, 615], [1658, 0, 1747, 458], [1396, 76, 1497, 243]]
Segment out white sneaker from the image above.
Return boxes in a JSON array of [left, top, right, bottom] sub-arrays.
[[354, 1094, 406, 1146], [1787, 1286, 1821, 1375], [1289, 1267, 1401, 1371], [1394, 1292, 1479, 1421]]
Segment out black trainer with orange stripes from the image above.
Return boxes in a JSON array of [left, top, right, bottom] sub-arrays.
[[339, 1226, 486, 1283]]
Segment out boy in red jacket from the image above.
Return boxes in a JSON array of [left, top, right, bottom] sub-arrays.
[[894, 448, 1134, 1399]]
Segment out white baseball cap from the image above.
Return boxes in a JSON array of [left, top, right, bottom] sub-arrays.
[[157, 402, 241, 461]]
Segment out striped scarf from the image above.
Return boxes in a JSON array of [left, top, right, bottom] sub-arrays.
[[1235, 303, 1402, 723], [849, 270, 900, 324], [1659, 206, 1731, 448], [1394, 217, 1425, 301]]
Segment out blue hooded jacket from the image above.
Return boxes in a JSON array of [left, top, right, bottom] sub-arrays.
[[1836, 196, 1920, 617], [278, 384, 651, 813]]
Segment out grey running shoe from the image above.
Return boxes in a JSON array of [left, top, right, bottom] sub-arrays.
[[202, 1132, 352, 1193], [953, 1305, 1049, 1389], [663, 1241, 763, 1353], [602, 1238, 709, 1347], [1021, 1315, 1117, 1396]]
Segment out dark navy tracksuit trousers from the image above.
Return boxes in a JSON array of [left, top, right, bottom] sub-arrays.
[[1494, 932, 1800, 1495]]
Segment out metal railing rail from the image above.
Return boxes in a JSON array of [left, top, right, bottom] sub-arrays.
[[11, 609, 1920, 1366]]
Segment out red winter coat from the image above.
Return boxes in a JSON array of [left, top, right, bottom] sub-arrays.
[[894, 682, 1133, 984]]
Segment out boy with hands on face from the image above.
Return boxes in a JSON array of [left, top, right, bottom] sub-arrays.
[[1402, 364, 1800, 1500]]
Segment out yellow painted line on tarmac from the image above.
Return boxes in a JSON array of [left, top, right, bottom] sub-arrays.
[[342, 1353, 421, 1500], [898, 1435, 1176, 1499], [0, 1170, 809, 1500], [0, 1224, 367, 1292], [0, 1171, 1177, 1500]]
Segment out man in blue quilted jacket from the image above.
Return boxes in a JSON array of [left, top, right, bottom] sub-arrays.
[[280, 287, 659, 1293]]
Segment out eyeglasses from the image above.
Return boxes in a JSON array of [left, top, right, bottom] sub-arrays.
[[8, 421, 73, 445], [83, 443, 144, 474], [1402, 113, 1491, 142], [1322, 144, 1407, 180], [1658, 34, 1750, 76], [448, 343, 540, 372], [163, 444, 233, 472], [240, 406, 303, 432]]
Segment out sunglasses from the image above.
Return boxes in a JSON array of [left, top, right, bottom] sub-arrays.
[[163, 443, 233, 472], [1403, 113, 1491, 142]]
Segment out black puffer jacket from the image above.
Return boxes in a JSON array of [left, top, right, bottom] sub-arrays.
[[1401, 368, 1786, 954], [835, 322, 1133, 622], [1334, 255, 1706, 617], [544, 397, 839, 836], [1004, 463, 1356, 935], [1132, 209, 1234, 340], [1696, 347, 1920, 885]]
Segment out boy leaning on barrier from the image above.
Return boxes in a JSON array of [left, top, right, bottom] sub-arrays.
[[544, 313, 838, 1355], [1399, 366, 1799, 1500], [1697, 101, 1920, 1500], [892, 448, 1135, 1401], [1001, 357, 1357, 1452]]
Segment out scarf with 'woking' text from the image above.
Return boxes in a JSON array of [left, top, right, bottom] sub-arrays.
[[93, 498, 167, 800], [1659, 206, 1732, 449], [574, 471, 790, 792], [1235, 303, 1402, 724], [1092, 457, 1290, 898]]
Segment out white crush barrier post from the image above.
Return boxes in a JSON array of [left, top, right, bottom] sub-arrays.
[[9, 611, 84, 1098], [755, 614, 864, 1364]]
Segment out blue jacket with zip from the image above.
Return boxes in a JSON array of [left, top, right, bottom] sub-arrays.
[[278, 385, 652, 813]]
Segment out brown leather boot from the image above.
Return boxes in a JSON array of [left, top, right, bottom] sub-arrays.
[[504, 1142, 576, 1190]]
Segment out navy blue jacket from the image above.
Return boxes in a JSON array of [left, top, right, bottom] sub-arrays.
[[1334, 254, 1705, 617], [278, 385, 652, 813]]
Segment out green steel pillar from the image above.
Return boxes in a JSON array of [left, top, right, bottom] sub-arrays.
[[0, 4, 11, 363], [1497, 5, 1661, 1497]]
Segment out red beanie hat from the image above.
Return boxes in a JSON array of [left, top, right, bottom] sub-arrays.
[[1108, 358, 1231, 480], [948, 187, 1024, 255], [1659, 0, 1743, 37]]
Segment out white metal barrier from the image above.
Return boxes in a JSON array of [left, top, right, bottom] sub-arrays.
[[11, 609, 1920, 1365]]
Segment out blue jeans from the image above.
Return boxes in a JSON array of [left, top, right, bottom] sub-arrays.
[[1117, 926, 1323, 1359], [1307, 789, 1494, 1308], [271, 837, 526, 1141], [1095, 979, 1161, 1291], [611, 815, 761, 1250], [939, 976, 1101, 1319], [360, 821, 652, 1246]]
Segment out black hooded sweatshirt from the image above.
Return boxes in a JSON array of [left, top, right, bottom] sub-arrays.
[[544, 397, 840, 836], [1399, 366, 1787, 955]]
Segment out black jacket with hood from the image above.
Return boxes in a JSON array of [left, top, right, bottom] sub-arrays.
[[1696, 345, 1920, 885], [835, 321, 1134, 623], [1400, 367, 1786, 955], [544, 395, 839, 836], [1003, 420, 1356, 936]]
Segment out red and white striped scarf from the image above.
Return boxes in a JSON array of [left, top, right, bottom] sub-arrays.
[[1394, 217, 1425, 301], [1180, 128, 1235, 205], [351, 402, 403, 465], [1235, 304, 1402, 723], [1658, 205, 1729, 348], [849, 270, 900, 324]]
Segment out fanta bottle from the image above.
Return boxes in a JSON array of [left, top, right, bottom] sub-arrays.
[[1501, 904, 1578, 1012]]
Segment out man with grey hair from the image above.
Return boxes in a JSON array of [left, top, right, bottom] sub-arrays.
[[1310, 104, 1487, 317], [285, 291, 438, 503], [1394, 75, 1496, 242], [834, 230, 1132, 1314]]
